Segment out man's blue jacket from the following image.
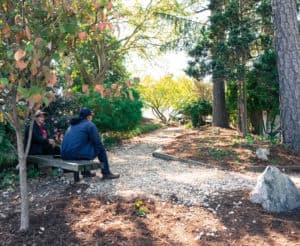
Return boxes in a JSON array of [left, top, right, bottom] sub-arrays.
[[61, 118, 103, 160]]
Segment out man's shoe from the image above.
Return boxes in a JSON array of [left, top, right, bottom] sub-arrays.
[[102, 173, 120, 179], [82, 170, 96, 178]]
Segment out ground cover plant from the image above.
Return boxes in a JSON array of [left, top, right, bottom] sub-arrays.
[[161, 126, 300, 172]]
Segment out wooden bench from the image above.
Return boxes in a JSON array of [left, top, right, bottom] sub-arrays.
[[27, 155, 103, 182]]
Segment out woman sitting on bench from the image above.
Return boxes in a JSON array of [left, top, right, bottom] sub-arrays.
[[24, 110, 60, 155]]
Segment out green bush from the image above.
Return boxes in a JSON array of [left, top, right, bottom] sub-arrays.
[[181, 99, 212, 127], [44, 95, 81, 138], [0, 124, 17, 170], [81, 89, 143, 132]]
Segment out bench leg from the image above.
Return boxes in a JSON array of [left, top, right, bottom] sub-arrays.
[[74, 172, 80, 182]]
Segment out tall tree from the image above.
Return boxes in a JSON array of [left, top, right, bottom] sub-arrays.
[[272, 0, 300, 152], [210, 0, 229, 128]]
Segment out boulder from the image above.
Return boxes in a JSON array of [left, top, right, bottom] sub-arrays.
[[250, 166, 300, 213], [256, 148, 270, 161]]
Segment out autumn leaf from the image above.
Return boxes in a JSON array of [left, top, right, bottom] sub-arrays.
[[108, 22, 113, 29], [25, 26, 31, 39], [108, 1, 113, 10], [99, 23, 106, 31], [31, 94, 42, 103], [14, 15, 22, 25], [78, 32, 88, 40], [33, 58, 41, 67], [9, 74, 16, 83], [16, 60, 28, 70], [15, 31, 25, 43], [95, 84, 104, 93], [126, 80, 131, 87], [46, 74, 57, 87], [82, 84, 89, 93], [93, 2, 100, 9], [128, 90, 134, 101], [111, 83, 117, 90], [34, 37, 43, 46], [65, 75, 73, 86], [2, 23, 10, 37], [114, 91, 120, 97], [31, 66, 38, 76], [14, 49, 26, 61]]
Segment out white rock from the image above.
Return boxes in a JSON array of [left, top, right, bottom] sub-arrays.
[[256, 148, 270, 161], [250, 166, 300, 212]]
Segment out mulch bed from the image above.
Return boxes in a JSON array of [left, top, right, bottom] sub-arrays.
[[161, 126, 300, 172], [0, 184, 299, 246]]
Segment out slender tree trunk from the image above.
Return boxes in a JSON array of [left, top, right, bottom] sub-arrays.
[[272, 0, 300, 152], [210, 0, 229, 128], [249, 111, 263, 134], [212, 77, 229, 128], [16, 130, 29, 231]]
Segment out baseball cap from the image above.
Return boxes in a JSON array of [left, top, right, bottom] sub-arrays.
[[79, 108, 93, 118]]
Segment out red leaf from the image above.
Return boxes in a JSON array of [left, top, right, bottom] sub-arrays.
[[108, 1, 113, 10], [78, 32, 88, 40], [25, 26, 31, 39], [14, 49, 26, 61], [82, 84, 89, 93], [15, 60, 28, 70]]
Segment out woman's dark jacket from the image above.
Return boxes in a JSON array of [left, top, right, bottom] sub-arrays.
[[24, 121, 50, 155], [61, 118, 104, 160]]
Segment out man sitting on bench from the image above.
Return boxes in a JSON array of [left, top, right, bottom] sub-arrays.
[[61, 108, 120, 179]]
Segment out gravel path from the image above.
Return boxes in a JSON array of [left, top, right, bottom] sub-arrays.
[[82, 127, 300, 206]]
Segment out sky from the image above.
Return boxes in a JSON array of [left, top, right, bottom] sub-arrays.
[[123, 0, 210, 80], [126, 51, 190, 79]]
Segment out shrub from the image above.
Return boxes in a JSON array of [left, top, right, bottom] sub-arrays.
[[81, 89, 143, 132], [0, 124, 17, 170], [181, 99, 212, 127]]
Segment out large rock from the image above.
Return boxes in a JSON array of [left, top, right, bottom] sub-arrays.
[[250, 166, 300, 213]]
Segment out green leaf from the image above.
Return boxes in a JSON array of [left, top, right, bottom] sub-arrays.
[[7, 50, 13, 59], [0, 78, 9, 84], [25, 44, 34, 53], [53, 53, 60, 62], [43, 97, 49, 106]]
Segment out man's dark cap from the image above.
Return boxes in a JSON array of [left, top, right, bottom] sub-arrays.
[[79, 108, 93, 118]]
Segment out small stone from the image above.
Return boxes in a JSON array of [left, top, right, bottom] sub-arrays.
[[0, 213, 7, 219], [228, 211, 234, 215], [40, 227, 45, 231], [252, 220, 256, 224]]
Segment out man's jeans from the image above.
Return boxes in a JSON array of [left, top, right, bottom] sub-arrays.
[[97, 145, 110, 175]]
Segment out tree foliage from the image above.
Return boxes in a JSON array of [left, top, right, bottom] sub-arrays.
[[136, 75, 200, 123]]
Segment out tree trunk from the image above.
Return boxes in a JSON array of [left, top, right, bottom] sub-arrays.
[[210, 0, 229, 128], [212, 77, 229, 128], [272, 0, 300, 152], [249, 110, 263, 135], [16, 130, 29, 231]]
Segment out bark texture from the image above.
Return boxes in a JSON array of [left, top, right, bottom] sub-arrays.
[[16, 131, 29, 231], [210, 0, 229, 128], [272, 0, 300, 152]]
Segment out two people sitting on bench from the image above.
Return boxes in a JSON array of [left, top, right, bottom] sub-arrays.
[[61, 108, 120, 179], [24, 110, 60, 155]]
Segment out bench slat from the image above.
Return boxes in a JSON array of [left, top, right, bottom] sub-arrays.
[[27, 155, 103, 172]]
